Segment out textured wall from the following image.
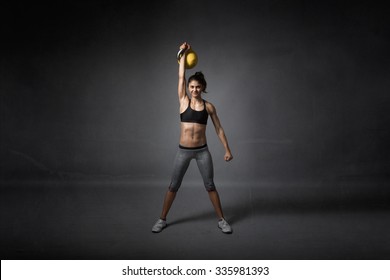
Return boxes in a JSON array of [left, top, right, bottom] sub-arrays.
[[2, 0, 389, 184]]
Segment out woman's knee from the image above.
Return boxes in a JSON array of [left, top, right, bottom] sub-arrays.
[[205, 182, 216, 192], [168, 182, 180, 192]]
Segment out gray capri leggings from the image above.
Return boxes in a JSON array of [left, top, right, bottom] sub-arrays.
[[169, 144, 216, 192]]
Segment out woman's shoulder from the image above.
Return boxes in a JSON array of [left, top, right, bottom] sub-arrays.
[[204, 100, 216, 114]]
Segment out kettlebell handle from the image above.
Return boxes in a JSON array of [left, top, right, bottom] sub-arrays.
[[177, 48, 186, 60]]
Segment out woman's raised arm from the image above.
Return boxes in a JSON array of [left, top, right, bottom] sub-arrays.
[[178, 42, 190, 102]]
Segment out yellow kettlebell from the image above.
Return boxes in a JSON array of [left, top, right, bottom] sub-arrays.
[[177, 49, 198, 69]]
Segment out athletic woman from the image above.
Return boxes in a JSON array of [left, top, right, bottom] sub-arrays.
[[152, 42, 233, 234]]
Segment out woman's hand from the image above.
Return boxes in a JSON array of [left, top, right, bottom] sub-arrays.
[[224, 151, 233, 162], [179, 42, 191, 51], [178, 42, 191, 61]]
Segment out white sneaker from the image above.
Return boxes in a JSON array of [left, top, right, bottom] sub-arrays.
[[218, 218, 232, 234], [152, 218, 167, 233]]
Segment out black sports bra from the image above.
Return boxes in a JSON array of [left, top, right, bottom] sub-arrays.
[[180, 99, 209, 125]]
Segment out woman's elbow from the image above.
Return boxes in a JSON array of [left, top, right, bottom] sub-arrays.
[[216, 127, 224, 136]]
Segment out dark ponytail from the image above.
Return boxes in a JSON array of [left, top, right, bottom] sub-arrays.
[[188, 71, 207, 93]]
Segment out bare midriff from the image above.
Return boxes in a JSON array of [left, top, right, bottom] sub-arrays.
[[179, 122, 207, 147]]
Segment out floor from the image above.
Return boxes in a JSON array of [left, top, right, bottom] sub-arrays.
[[1, 179, 389, 260]]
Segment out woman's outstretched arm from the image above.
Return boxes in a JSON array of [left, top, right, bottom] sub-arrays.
[[178, 42, 190, 102]]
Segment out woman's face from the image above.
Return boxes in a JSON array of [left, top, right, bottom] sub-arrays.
[[188, 80, 203, 98]]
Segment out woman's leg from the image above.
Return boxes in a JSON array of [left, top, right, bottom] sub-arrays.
[[160, 148, 192, 219], [197, 149, 232, 233], [160, 190, 176, 220], [208, 190, 224, 219]]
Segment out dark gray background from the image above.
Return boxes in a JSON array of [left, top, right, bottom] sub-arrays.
[[2, 0, 390, 183], [1, 0, 390, 260]]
